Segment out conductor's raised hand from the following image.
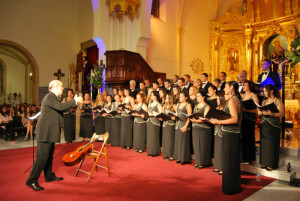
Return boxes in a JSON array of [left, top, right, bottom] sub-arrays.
[[74, 94, 83, 104]]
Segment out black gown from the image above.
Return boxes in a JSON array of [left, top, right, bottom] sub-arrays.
[[79, 103, 93, 138], [94, 103, 105, 135], [241, 94, 257, 162], [110, 102, 122, 147], [162, 108, 175, 158], [104, 103, 112, 144], [222, 95, 242, 195], [133, 104, 147, 151], [63, 99, 76, 142], [120, 100, 134, 148], [207, 98, 218, 157], [260, 98, 281, 169], [192, 104, 212, 166], [174, 103, 191, 162], [147, 102, 161, 156]]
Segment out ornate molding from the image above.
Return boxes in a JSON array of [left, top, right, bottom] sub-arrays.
[[190, 58, 204, 75], [108, 0, 139, 21]]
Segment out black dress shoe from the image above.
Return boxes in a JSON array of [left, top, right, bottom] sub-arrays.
[[176, 160, 180, 163], [45, 176, 63, 182], [26, 183, 44, 191]]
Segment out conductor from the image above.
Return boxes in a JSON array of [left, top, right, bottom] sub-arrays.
[[26, 80, 83, 191]]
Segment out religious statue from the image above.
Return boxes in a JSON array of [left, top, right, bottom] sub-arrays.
[[68, 63, 76, 91], [228, 49, 239, 71], [271, 38, 285, 72], [81, 55, 93, 92]]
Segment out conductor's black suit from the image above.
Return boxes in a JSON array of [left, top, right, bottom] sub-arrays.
[[26, 92, 76, 185]]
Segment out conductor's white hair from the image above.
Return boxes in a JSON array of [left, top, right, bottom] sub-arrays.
[[49, 80, 62, 91], [129, 80, 136, 85]]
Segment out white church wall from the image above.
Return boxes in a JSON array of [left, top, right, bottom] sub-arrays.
[[92, 0, 152, 60], [0, 0, 93, 89], [180, 0, 217, 81], [147, 0, 178, 79]]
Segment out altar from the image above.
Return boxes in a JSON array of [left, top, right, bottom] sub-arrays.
[[210, 0, 300, 125]]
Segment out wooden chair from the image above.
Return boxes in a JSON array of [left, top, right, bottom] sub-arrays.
[[75, 133, 110, 182]]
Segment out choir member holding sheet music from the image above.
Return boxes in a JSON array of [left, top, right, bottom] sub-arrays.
[[190, 91, 212, 169], [258, 85, 284, 171], [93, 94, 105, 135], [241, 81, 259, 165], [207, 85, 222, 159], [103, 95, 113, 144], [109, 95, 123, 147], [159, 94, 176, 161], [210, 81, 242, 195], [62, 89, 77, 143], [120, 89, 135, 150], [79, 93, 93, 142], [132, 93, 148, 153], [147, 92, 163, 157], [174, 92, 192, 165]]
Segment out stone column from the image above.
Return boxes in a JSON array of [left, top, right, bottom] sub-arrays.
[[176, 27, 182, 76]]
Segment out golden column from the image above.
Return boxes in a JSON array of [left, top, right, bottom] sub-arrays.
[[245, 24, 253, 78], [255, 0, 261, 22], [253, 38, 260, 78], [176, 27, 182, 76]]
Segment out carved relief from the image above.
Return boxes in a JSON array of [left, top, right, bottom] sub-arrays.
[[190, 58, 204, 75]]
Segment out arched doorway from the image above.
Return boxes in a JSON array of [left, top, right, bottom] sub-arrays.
[[0, 40, 39, 105]]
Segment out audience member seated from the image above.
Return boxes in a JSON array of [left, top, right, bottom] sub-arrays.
[[0, 106, 15, 143]]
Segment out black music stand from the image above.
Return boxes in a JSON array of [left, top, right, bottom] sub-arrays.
[[24, 112, 41, 173]]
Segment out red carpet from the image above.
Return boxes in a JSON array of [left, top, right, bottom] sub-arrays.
[[0, 142, 274, 201]]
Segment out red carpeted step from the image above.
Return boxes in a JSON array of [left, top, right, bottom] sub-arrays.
[[0, 142, 274, 201]]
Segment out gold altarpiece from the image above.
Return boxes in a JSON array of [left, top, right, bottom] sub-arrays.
[[210, 0, 300, 122]]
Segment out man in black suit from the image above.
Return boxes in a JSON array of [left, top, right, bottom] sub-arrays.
[[257, 60, 281, 103], [178, 78, 188, 95], [164, 79, 172, 94], [171, 75, 179, 88], [237, 70, 247, 94], [200, 73, 213, 95], [26, 80, 82, 191], [129, 80, 139, 98], [193, 78, 201, 92], [157, 78, 165, 89], [184, 74, 193, 90], [213, 78, 224, 96], [219, 72, 227, 90]]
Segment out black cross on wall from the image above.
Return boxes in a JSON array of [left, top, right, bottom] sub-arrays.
[[54, 69, 65, 80]]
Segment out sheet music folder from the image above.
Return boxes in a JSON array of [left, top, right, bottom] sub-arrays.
[[204, 108, 231, 120]]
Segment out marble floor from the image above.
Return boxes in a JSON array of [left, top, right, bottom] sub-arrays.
[[1, 128, 300, 201]]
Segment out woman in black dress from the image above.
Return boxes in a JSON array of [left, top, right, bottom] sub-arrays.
[[147, 92, 163, 157], [258, 85, 284, 171], [159, 88, 167, 105], [207, 85, 222, 160], [132, 93, 148, 153], [190, 91, 212, 168], [188, 86, 199, 109], [210, 81, 242, 195], [172, 86, 180, 104], [103, 95, 113, 144], [121, 89, 135, 150], [160, 94, 176, 160], [173, 92, 192, 165], [241, 81, 259, 164], [62, 89, 76, 143], [79, 93, 93, 142], [93, 94, 105, 135], [109, 94, 122, 147]]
